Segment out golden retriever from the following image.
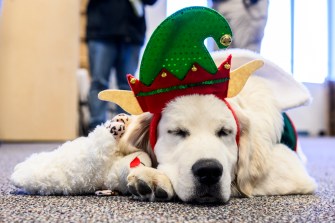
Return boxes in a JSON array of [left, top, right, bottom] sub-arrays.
[[11, 49, 316, 204], [123, 50, 317, 203]]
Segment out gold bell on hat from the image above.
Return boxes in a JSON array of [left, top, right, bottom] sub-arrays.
[[220, 34, 232, 47]]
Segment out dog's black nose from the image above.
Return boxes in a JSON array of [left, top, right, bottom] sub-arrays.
[[192, 159, 223, 185]]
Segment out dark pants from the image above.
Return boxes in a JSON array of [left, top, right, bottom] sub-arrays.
[[87, 40, 141, 130]]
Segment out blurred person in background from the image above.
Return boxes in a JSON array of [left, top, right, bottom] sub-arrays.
[[211, 0, 269, 52], [86, 0, 157, 132]]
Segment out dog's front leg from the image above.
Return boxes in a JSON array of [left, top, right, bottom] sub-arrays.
[[127, 166, 175, 202]]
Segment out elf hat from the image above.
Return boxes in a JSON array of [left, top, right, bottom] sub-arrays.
[[98, 7, 263, 148]]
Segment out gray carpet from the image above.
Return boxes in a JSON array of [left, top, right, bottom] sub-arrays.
[[1, 138, 335, 222]]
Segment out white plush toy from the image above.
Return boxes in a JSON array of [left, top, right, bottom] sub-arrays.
[[11, 114, 152, 195]]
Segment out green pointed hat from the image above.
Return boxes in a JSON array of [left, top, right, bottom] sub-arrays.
[[99, 6, 263, 114], [140, 6, 233, 86]]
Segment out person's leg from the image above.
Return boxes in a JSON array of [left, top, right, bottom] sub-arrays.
[[114, 42, 142, 114], [116, 42, 141, 90], [87, 40, 117, 131]]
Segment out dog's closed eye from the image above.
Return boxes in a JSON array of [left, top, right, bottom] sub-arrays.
[[216, 127, 232, 137], [167, 128, 190, 138]]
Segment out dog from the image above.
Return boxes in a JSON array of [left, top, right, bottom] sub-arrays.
[[122, 49, 317, 203], [124, 79, 317, 203], [11, 49, 317, 203]]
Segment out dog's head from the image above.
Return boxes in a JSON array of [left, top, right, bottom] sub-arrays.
[[125, 93, 266, 203], [155, 94, 242, 203]]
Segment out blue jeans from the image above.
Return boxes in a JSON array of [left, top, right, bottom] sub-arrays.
[[87, 40, 141, 130]]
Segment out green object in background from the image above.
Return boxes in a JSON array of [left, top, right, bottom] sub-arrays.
[[280, 113, 297, 151], [139, 6, 233, 86]]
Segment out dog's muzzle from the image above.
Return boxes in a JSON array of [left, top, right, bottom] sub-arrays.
[[192, 159, 223, 186], [189, 158, 224, 203]]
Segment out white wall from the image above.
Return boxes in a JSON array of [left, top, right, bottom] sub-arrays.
[[146, 0, 167, 38], [288, 83, 329, 136]]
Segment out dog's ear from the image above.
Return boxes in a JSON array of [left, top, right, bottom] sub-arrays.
[[120, 112, 157, 167], [233, 105, 269, 197]]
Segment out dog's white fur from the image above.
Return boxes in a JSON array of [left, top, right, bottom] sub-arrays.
[[155, 94, 239, 203], [11, 49, 317, 203]]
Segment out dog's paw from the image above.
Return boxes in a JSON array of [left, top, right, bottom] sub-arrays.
[[127, 166, 175, 201]]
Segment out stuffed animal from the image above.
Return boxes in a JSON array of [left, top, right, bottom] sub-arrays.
[[11, 114, 152, 195]]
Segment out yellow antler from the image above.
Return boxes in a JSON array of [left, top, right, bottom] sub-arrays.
[[98, 90, 143, 115], [228, 59, 264, 98]]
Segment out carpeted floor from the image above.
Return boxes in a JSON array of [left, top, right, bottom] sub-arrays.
[[0, 138, 335, 222]]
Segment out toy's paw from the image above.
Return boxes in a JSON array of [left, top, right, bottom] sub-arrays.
[[127, 166, 175, 201], [95, 190, 119, 196], [112, 113, 131, 127], [104, 121, 126, 141]]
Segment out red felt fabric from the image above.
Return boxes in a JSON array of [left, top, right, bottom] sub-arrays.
[[130, 157, 141, 168], [128, 55, 232, 114], [149, 113, 161, 150], [223, 99, 240, 146]]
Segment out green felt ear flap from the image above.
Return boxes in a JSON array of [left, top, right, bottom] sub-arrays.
[[140, 6, 233, 86]]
